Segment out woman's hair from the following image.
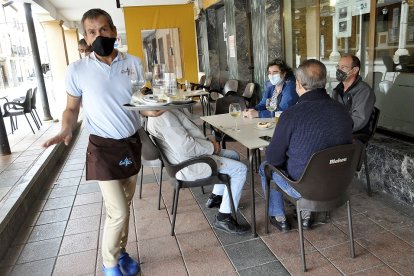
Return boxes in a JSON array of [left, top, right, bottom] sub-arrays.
[[267, 59, 294, 79]]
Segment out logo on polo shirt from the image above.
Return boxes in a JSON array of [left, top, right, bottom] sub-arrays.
[[119, 157, 133, 167], [329, 157, 347, 164], [121, 68, 132, 75]]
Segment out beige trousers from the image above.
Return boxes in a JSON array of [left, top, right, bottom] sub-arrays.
[[98, 174, 137, 267]]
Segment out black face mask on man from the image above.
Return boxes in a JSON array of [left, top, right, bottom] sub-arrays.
[[91, 36, 116, 57], [336, 69, 350, 82]]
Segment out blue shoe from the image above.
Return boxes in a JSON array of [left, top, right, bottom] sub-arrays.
[[103, 265, 123, 276], [118, 252, 140, 276]]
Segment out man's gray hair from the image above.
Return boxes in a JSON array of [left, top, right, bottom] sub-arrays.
[[295, 59, 327, 91], [81, 9, 115, 34]]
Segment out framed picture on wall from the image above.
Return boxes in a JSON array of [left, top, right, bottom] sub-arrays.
[[377, 32, 388, 47]]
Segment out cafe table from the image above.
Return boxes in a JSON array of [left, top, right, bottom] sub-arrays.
[[185, 89, 211, 115], [200, 113, 275, 236]]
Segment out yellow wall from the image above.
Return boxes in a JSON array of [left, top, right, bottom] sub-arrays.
[[124, 4, 198, 82], [202, 0, 220, 9]]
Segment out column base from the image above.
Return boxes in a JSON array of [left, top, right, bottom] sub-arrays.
[[393, 49, 409, 63]]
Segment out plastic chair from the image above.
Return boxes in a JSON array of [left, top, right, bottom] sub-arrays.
[[2, 88, 36, 134], [242, 82, 257, 108], [137, 128, 164, 210], [353, 107, 380, 197], [223, 79, 238, 95], [151, 135, 237, 236], [264, 143, 363, 272]]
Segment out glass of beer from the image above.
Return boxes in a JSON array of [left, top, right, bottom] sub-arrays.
[[229, 103, 241, 131]]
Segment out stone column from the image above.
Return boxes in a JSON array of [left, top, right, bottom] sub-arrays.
[[329, 15, 340, 61], [40, 20, 69, 119], [64, 28, 80, 64], [394, 1, 409, 62]]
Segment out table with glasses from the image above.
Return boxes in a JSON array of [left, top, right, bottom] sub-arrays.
[[200, 113, 276, 236]]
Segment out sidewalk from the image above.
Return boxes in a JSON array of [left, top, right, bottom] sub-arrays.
[[0, 108, 414, 275]]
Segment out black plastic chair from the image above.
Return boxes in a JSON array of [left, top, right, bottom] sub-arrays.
[[223, 79, 238, 95], [31, 87, 42, 128], [151, 135, 237, 236], [137, 128, 164, 210], [2, 89, 36, 134], [264, 143, 363, 272], [242, 82, 258, 108], [353, 107, 380, 197]]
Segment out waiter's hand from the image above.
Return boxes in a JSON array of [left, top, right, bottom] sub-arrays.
[[140, 110, 166, 117], [42, 128, 73, 148]]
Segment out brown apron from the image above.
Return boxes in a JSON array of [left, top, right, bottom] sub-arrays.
[[86, 131, 142, 181]]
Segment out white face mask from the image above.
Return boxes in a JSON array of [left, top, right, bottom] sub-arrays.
[[80, 53, 86, 59], [268, 74, 282, 85]]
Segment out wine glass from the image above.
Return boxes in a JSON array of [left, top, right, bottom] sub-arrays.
[[129, 68, 145, 97], [266, 99, 277, 117], [229, 103, 242, 131]]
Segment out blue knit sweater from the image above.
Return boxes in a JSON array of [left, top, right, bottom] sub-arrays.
[[266, 88, 353, 180]]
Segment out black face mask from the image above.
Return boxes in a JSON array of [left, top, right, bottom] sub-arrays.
[[336, 69, 349, 82], [91, 36, 116, 57]]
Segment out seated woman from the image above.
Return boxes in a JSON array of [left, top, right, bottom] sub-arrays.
[[244, 59, 298, 118]]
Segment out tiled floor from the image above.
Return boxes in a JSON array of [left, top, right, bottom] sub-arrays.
[[1, 108, 414, 275]]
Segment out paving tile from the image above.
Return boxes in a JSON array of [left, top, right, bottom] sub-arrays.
[[350, 193, 389, 214], [43, 196, 75, 211], [12, 226, 33, 246], [53, 249, 97, 276], [22, 211, 41, 227], [386, 255, 414, 276], [54, 177, 81, 187], [320, 242, 383, 274], [0, 266, 12, 275], [48, 186, 78, 199], [10, 258, 55, 276], [70, 202, 102, 220], [61, 163, 85, 172], [281, 250, 342, 275], [59, 230, 99, 255], [238, 261, 289, 276], [357, 231, 414, 264], [0, 245, 23, 267], [351, 265, 400, 275], [28, 221, 67, 242], [138, 236, 181, 264], [77, 182, 100, 194], [303, 223, 349, 249], [17, 237, 62, 264], [140, 256, 187, 275], [364, 207, 413, 230], [333, 213, 386, 238], [184, 246, 236, 275], [262, 230, 316, 260], [74, 192, 102, 206], [225, 238, 277, 270], [65, 215, 101, 235], [135, 217, 171, 240], [58, 170, 83, 180], [176, 228, 220, 253], [36, 207, 71, 225], [390, 224, 414, 246]]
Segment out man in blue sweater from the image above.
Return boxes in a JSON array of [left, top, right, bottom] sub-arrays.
[[259, 59, 353, 232]]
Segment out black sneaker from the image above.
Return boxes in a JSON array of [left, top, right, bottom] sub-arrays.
[[206, 193, 222, 208], [269, 216, 291, 232], [302, 218, 312, 230], [213, 215, 250, 235]]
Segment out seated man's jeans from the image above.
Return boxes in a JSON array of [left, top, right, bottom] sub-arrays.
[[259, 161, 301, 218], [211, 149, 247, 214]]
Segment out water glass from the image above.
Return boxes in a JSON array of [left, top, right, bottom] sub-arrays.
[[164, 73, 177, 97]]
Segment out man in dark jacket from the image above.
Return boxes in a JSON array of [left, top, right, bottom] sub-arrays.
[[259, 59, 353, 232], [332, 54, 376, 135]]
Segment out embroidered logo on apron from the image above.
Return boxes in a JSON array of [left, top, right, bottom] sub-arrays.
[[119, 157, 133, 167]]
